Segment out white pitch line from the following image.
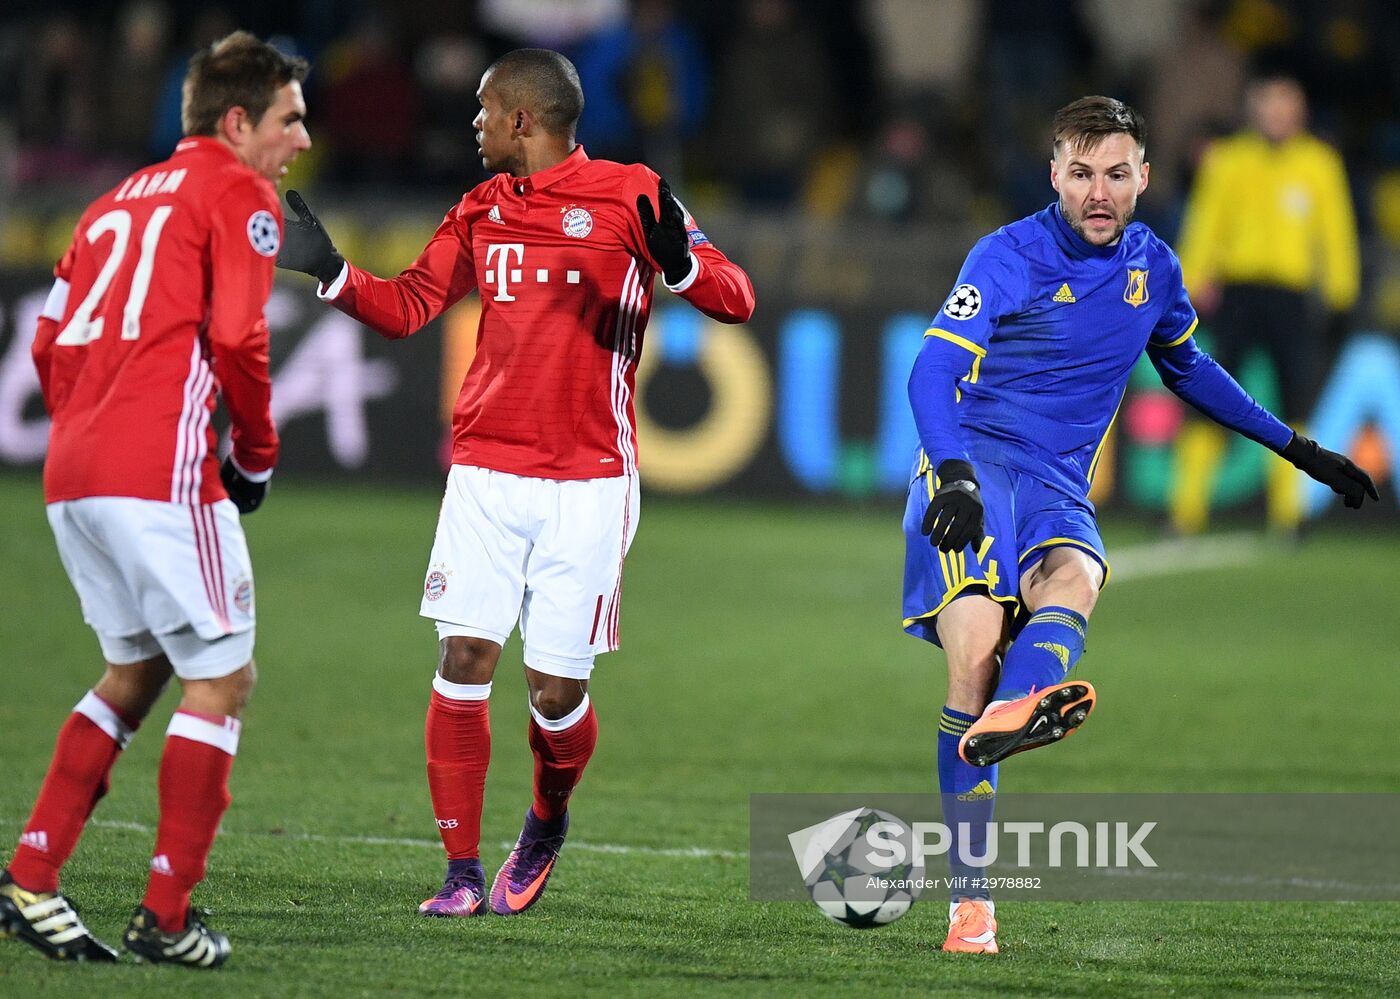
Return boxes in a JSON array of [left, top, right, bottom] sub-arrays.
[[1107, 531, 1267, 582], [7, 818, 1390, 896], [0, 816, 745, 861]]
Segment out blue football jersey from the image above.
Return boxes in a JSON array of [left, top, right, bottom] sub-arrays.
[[926, 203, 1197, 499]]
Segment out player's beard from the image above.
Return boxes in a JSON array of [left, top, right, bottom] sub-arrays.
[[1061, 197, 1134, 246]]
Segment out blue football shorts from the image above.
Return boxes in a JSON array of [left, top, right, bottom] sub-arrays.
[[901, 455, 1109, 647]]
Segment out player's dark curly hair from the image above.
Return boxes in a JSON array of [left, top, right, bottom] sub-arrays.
[[182, 31, 309, 137], [484, 48, 585, 138], [1052, 96, 1146, 157]]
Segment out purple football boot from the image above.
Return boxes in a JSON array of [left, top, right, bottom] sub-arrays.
[[419, 858, 486, 917], [489, 809, 568, 915]]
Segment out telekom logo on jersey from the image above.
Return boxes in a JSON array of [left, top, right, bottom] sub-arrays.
[[484, 243, 581, 302]]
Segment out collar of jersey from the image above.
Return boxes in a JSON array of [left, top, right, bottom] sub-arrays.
[[1046, 202, 1124, 261], [170, 135, 239, 164], [507, 144, 590, 195]]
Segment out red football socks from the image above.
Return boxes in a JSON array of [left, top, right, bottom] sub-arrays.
[[424, 682, 492, 860], [141, 710, 239, 933], [8, 692, 138, 893], [528, 698, 597, 822]]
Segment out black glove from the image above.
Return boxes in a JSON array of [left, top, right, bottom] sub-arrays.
[[221, 457, 269, 515], [1281, 433, 1379, 510], [922, 459, 985, 553], [276, 190, 345, 285], [635, 177, 691, 285]]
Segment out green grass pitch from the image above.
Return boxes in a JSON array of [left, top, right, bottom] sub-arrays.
[[1, 472, 1397, 996]]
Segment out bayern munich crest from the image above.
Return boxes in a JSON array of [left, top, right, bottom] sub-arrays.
[[562, 207, 594, 238], [233, 579, 254, 614], [424, 571, 448, 601], [246, 210, 280, 256]]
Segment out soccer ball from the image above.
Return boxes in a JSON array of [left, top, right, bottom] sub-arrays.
[[801, 808, 925, 928], [942, 283, 982, 320]]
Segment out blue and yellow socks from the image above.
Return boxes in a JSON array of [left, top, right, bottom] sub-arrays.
[[938, 706, 996, 900], [993, 605, 1087, 702]]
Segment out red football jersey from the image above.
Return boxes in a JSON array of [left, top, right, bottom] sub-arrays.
[[32, 137, 281, 505], [323, 146, 755, 479]]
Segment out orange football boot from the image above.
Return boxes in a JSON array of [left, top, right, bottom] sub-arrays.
[[958, 681, 1096, 767], [942, 899, 998, 954]]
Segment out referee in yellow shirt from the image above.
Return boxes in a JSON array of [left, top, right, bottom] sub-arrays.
[[1174, 72, 1360, 533], [1179, 72, 1359, 417]]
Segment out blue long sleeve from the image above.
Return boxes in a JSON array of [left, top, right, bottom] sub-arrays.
[[1147, 335, 1293, 451], [908, 333, 980, 469]]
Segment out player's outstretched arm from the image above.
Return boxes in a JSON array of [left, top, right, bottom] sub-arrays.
[[284, 193, 478, 338], [276, 190, 345, 285], [1149, 335, 1379, 509], [1280, 434, 1380, 509]]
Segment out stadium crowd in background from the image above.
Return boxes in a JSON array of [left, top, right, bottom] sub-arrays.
[[5, 0, 1400, 252]]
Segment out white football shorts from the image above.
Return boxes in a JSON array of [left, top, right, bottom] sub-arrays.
[[423, 465, 640, 678], [46, 496, 255, 679]]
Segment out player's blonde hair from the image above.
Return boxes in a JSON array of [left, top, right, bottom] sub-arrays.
[[182, 30, 309, 138]]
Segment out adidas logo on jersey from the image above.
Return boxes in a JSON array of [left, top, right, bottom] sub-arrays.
[[150, 854, 175, 876], [19, 830, 49, 853], [487, 205, 505, 225], [1052, 283, 1076, 303]]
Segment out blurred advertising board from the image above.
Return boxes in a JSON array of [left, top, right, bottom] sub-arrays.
[[1, 259, 1393, 517]]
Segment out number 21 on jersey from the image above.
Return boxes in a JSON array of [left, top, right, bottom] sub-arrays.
[[56, 206, 173, 346]]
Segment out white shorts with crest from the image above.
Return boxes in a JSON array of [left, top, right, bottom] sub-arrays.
[[422, 465, 640, 679], [46, 496, 256, 679]]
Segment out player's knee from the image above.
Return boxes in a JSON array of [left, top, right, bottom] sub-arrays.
[[1027, 552, 1102, 616], [1053, 567, 1101, 615], [220, 661, 257, 716], [238, 660, 258, 700], [222, 660, 257, 711], [179, 660, 256, 718], [438, 637, 501, 685], [94, 656, 174, 720], [944, 638, 1000, 680], [528, 674, 586, 720], [945, 643, 1000, 713]]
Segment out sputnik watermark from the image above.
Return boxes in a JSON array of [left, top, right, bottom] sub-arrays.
[[755, 794, 1400, 902], [859, 819, 1157, 869], [788, 810, 1157, 883]]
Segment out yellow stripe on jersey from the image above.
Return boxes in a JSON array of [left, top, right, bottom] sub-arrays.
[[1150, 315, 1199, 350], [1088, 388, 1127, 484], [924, 327, 987, 358]]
